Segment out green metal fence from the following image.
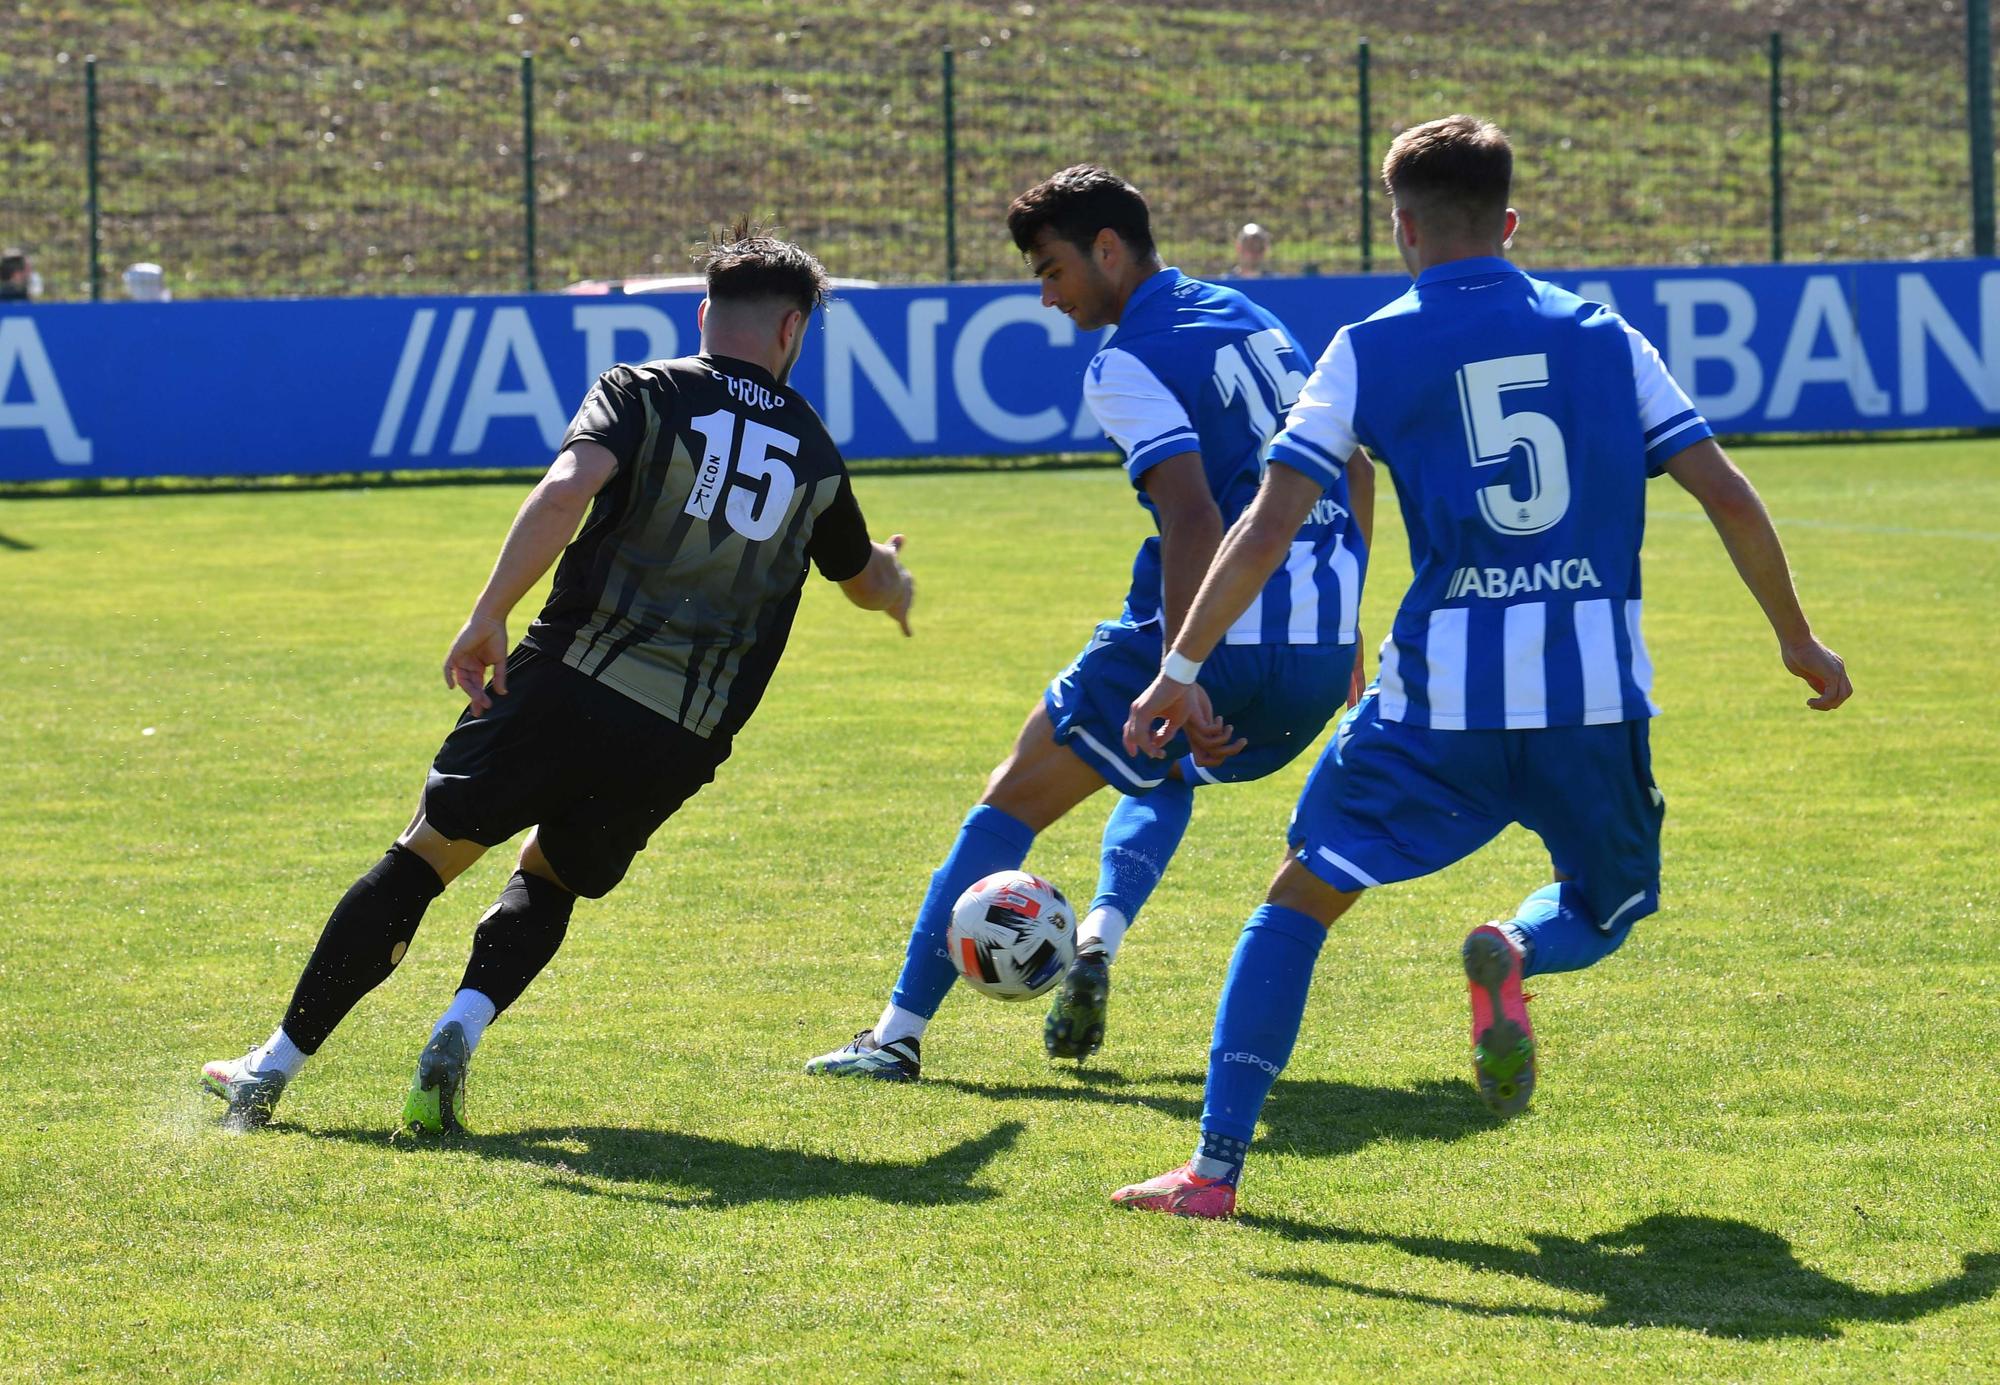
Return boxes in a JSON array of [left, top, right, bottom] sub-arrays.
[[1, 14, 1991, 302]]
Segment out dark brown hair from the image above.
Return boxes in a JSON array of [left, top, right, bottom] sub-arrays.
[[1006, 165, 1156, 260], [699, 220, 831, 313], [1381, 115, 1513, 236]]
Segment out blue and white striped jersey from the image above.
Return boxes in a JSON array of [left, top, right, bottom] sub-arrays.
[[1268, 257, 1712, 730], [1087, 268, 1364, 647]]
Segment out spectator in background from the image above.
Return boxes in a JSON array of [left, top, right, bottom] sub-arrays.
[[0, 247, 36, 300], [1231, 223, 1271, 278], [122, 262, 172, 302]]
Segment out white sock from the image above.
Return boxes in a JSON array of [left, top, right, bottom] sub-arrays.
[[1078, 906, 1130, 962], [874, 1003, 929, 1047], [432, 988, 499, 1056], [245, 1026, 307, 1081]]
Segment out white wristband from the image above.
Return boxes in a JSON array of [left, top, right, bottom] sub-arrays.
[[1162, 650, 1203, 685]]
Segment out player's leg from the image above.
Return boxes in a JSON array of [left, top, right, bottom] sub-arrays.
[[1503, 719, 1665, 978], [200, 817, 483, 1128], [1110, 854, 1359, 1217], [1049, 639, 1353, 1059], [1044, 777, 1194, 1059], [1459, 719, 1666, 1117], [808, 697, 1107, 1080], [405, 678, 730, 1133], [403, 833, 577, 1135], [1114, 694, 1510, 1215]]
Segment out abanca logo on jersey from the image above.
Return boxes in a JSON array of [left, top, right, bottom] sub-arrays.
[[1447, 557, 1604, 600]]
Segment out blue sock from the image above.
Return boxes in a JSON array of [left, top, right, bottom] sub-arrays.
[[1085, 778, 1194, 948], [1194, 905, 1328, 1183], [887, 805, 1035, 1018], [1506, 881, 1639, 978]]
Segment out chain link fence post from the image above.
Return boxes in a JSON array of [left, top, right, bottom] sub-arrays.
[[1769, 32, 1784, 262], [85, 55, 102, 302], [942, 46, 958, 283], [1971, 0, 1995, 255], [520, 52, 538, 292], [1357, 40, 1372, 273]]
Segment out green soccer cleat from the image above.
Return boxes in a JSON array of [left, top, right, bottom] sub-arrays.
[[402, 1021, 471, 1135], [200, 1053, 288, 1131], [804, 1030, 921, 1082], [1044, 950, 1110, 1060]]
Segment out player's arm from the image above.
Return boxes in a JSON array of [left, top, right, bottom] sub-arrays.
[[1142, 453, 1227, 644], [813, 469, 913, 636], [838, 535, 915, 636], [1663, 437, 1851, 711], [1344, 447, 1376, 705], [444, 441, 618, 714], [1123, 461, 1325, 757]]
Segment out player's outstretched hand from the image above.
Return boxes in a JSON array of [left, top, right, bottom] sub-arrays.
[[1782, 637, 1852, 711], [444, 613, 509, 715], [883, 534, 915, 637]]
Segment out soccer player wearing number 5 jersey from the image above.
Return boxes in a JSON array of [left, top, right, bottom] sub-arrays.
[[200, 228, 914, 1133], [1112, 116, 1852, 1218]]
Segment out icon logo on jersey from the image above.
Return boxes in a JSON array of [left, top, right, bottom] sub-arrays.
[[1446, 558, 1604, 601]]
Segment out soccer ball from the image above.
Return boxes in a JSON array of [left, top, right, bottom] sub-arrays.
[[946, 870, 1077, 1001]]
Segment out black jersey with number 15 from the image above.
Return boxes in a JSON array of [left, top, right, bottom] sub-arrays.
[[522, 353, 872, 740]]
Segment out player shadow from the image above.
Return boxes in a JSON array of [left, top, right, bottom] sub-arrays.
[[0, 532, 34, 551], [303, 1118, 1024, 1210], [927, 1069, 1494, 1161], [1245, 1212, 2000, 1340]]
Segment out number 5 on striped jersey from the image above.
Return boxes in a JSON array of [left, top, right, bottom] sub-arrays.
[[1455, 354, 1571, 536]]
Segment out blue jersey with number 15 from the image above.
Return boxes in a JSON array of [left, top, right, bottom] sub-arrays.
[[1086, 268, 1364, 648], [1268, 257, 1713, 731]]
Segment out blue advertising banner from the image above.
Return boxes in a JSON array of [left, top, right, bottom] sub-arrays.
[[2, 260, 1996, 482]]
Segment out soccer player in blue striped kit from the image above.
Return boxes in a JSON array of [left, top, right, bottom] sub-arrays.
[[1111, 115, 1853, 1217], [808, 166, 1371, 1080]]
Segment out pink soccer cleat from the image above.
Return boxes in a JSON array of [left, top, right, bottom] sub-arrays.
[[1110, 1163, 1238, 1219], [1463, 923, 1536, 1117]]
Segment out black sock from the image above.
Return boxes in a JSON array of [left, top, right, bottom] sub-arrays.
[[457, 871, 576, 1015], [279, 844, 446, 1054]]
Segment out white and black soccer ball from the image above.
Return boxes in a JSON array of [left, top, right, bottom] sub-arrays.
[[946, 870, 1077, 1001]]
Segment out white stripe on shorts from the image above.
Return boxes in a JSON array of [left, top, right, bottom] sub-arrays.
[[1315, 846, 1382, 888], [1067, 725, 1166, 791]]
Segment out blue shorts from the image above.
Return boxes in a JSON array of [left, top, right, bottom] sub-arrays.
[[1289, 691, 1665, 932], [1044, 620, 1354, 796]]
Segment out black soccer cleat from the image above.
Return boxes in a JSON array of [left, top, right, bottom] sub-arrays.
[[1044, 951, 1111, 1060], [805, 1030, 922, 1082]]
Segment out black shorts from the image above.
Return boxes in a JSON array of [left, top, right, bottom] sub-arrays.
[[423, 645, 732, 898]]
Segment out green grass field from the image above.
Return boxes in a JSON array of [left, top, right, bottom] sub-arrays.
[[2, 439, 1996, 1379]]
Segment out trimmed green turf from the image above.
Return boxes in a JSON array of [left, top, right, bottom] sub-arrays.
[[1, 438, 1996, 1379]]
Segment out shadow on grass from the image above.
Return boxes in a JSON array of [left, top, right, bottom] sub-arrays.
[[301, 1119, 1024, 1210], [928, 1069, 1495, 1160], [1247, 1212, 2000, 1340], [0, 532, 34, 551]]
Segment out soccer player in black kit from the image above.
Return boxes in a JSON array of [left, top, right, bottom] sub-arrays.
[[201, 228, 915, 1132]]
